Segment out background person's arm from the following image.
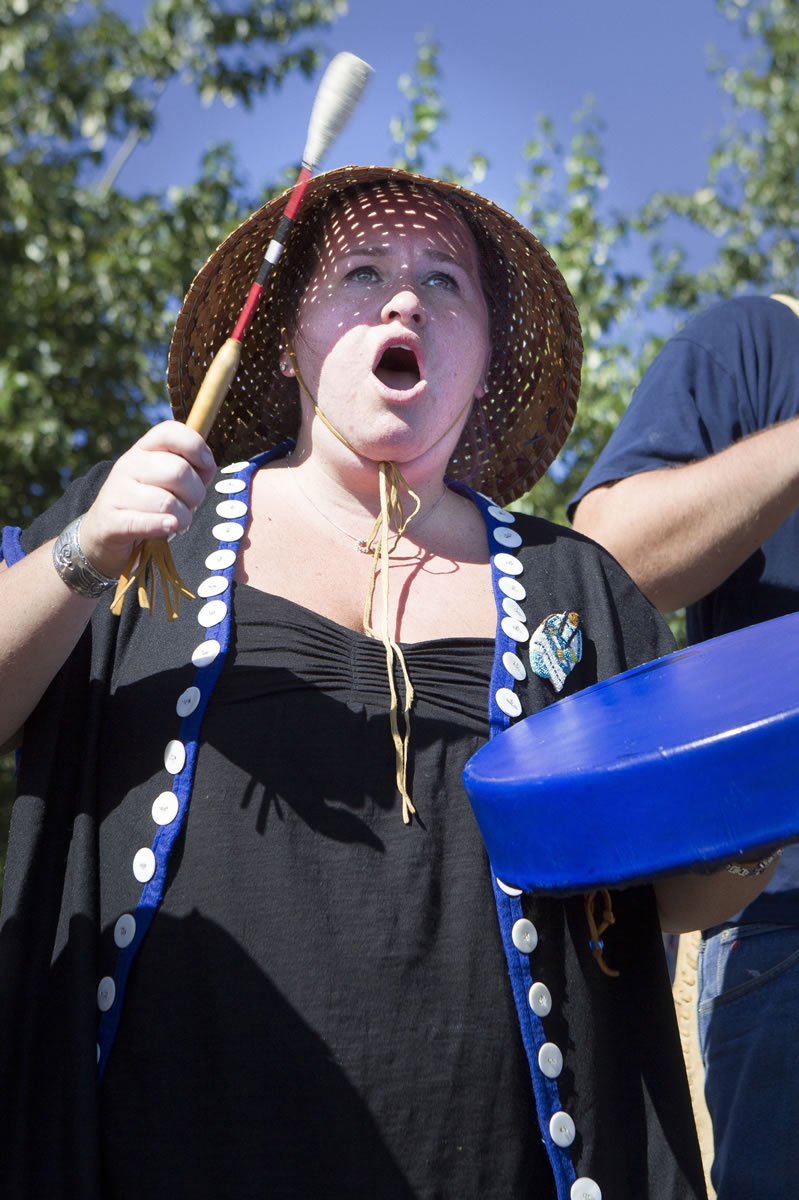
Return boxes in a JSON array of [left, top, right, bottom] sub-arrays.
[[654, 853, 782, 934], [573, 414, 799, 612]]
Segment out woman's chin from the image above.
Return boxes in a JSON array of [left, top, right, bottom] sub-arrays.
[[308, 391, 468, 475], [351, 432, 459, 480]]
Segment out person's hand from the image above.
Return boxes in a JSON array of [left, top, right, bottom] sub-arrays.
[[78, 422, 218, 580]]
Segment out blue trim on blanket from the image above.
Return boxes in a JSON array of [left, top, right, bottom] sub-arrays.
[[455, 486, 577, 1198], [96, 444, 286, 1078]]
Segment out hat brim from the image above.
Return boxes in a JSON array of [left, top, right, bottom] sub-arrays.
[[167, 165, 582, 505]]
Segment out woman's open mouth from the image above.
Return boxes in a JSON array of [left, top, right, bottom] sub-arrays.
[[373, 345, 423, 394]]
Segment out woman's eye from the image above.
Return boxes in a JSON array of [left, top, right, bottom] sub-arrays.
[[346, 265, 380, 283], [426, 272, 459, 291]]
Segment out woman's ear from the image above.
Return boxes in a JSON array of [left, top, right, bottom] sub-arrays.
[[475, 350, 492, 399]]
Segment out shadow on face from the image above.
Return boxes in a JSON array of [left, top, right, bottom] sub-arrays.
[[274, 182, 505, 470]]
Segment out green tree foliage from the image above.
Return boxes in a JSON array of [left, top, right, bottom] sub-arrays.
[[388, 32, 488, 188], [0, 0, 345, 884], [511, 107, 656, 526], [642, 0, 799, 309], [0, 0, 345, 530]]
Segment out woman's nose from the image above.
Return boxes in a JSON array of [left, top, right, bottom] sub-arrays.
[[381, 289, 426, 326]]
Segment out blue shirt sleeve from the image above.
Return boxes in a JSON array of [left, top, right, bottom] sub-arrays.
[[567, 296, 799, 519]]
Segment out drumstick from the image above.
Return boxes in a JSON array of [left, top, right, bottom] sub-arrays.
[[187, 52, 373, 440], [111, 52, 373, 619]]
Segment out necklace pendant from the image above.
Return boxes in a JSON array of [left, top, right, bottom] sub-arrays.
[[357, 540, 371, 554]]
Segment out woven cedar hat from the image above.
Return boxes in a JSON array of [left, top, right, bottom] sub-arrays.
[[167, 165, 582, 506]]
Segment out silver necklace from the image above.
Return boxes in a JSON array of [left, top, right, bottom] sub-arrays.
[[285, 455, 448, 553]]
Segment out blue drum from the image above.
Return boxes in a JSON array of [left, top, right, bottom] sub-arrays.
[[463, 612, 799, 893]]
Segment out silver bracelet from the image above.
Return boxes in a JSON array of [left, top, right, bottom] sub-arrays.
[[52, 514, 119, 599], [724, 848, 784, 878]]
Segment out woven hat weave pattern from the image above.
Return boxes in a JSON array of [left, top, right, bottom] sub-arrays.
[[167, 165, 582, 506]]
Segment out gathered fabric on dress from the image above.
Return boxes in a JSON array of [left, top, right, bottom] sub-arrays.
[[99, 586, 551, 1197]]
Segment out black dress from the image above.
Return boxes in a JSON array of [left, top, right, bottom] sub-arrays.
[[0, 455, 706, 1199]]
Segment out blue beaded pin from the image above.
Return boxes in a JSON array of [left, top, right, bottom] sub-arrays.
[[529, 611, 582, 692]]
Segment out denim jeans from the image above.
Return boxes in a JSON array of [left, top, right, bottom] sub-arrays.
[[697, 922, 799, 1198]]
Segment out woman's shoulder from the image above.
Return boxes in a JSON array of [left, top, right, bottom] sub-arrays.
[[506, 509, 675, 669], [512, 508, 661, 607], [509, 510, 628, 595]]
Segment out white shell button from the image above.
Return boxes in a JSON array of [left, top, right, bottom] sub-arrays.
[[97, 977, 116, 1012], [503, 651, 526, 681], [204, 548, 236, 571], [494, 552, 523, 576], [192, 639, 221, 668], [502, 597, 527, 623], [511, 918, 538, 954], [487, 504, 515, 523], [528, 981, 552, 1016], [176, 686, 201, 718], [493, 526, 523, 549], [212, 521, 244, 542], [549, 1111, 576, 1148], [133, 847, 156, 883], [163, 739, 186, 774], [501, 616, 529, 643], [198, 599, 228, 628], [216, 499, 248, 520], [538, 1042, 563, 1078], [113, 914, 136, 949], [499, 575, 526, 601], [496, 687, 522, 718], [496, 878, 523, 897], [197, 576, 229, 599], [152, 790, 179, 826], [571, 1180, 601, 1200], [215, 477, 246, 494]]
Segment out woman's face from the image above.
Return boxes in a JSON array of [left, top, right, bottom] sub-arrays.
[[287, 184, 492, 471]]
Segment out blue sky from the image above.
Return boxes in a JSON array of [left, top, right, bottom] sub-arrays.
[[114, 0, 749, 224]]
